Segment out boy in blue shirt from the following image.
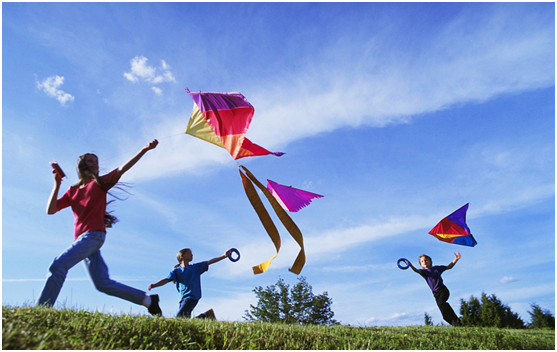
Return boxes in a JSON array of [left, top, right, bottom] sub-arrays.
[[406, 252, 461, 326], [148, 248, 230, 319]]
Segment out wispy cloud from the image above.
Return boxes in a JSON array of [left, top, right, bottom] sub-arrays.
[[114, 5, 553, 184], [124, 56, 176, 92], [501, 276, 518, 284], [245, 6, 554, 147], [35, 75, 75, 106], [365, 311, 425, 327]]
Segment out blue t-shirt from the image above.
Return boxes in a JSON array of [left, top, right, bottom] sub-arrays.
[[166, 261, 209, 301], [418, 265, 447, 292]]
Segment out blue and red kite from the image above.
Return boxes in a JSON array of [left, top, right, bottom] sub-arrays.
[[428, 203, 477, 247]]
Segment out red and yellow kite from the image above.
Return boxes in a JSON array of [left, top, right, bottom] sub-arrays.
[[185, 88, 283, 160], [185, 89, 307, 275]]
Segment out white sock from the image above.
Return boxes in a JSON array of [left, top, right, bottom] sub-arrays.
[[142, 295, 151, 308]]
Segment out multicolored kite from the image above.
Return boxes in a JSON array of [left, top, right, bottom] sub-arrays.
[[428, 203, 477, 247], [185, 88, 284, 160], [185, 89, 305, 275], [267, 180, 323, 213]]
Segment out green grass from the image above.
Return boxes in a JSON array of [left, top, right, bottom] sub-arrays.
[[3, 306, 555, 349]]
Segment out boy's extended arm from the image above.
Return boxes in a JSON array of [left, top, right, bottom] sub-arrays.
[[117, 139, 158, 178], [207, 251, 229, 265], [148, 278, 171, 291], [446, 252, 461, 270], [406, 261, 421, 274]]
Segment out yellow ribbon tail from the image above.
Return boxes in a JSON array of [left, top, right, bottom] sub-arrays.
[[252, 253, 278, 275], [239, 167, 281, 274], [239, 165, 306, 275]]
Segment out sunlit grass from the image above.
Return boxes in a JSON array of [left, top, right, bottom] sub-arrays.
[[3, 305, 555, 349]]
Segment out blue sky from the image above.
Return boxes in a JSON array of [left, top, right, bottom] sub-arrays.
[[2, 2, 554, 327]]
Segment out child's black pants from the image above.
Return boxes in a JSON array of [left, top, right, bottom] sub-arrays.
[[433, 285, 460, 326]]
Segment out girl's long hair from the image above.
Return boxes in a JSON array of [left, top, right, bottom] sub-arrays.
[[175, 248, 191, 268], [76, 153, 132, 228]]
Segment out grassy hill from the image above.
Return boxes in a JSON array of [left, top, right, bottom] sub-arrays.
[[2, 306, 555, 349]]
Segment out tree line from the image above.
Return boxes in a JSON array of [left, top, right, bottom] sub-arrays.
[[244, 277, 554, 329]]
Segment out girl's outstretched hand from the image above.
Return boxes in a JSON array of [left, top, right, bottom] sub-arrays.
[[144, 139, 159, 151], [51, 166, 62, 185], [454, 252, 461, 261]]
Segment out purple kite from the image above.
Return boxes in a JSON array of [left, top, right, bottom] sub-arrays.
[[428, 203, 477, 247], [266, 180, 324, 213]]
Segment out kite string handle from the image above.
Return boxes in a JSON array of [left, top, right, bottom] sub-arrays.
[[227, 248, 240, 262]]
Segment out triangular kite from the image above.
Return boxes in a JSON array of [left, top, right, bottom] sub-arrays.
[[266, 180, 323, 212], [428, 203, 477, 247]]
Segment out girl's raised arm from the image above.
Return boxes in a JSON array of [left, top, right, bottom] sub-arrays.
[[46, 166, 62, 214], [117, 139, 158, 178]]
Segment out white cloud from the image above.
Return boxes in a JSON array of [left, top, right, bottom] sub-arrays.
[[123, 56, 176, 92], [501, 276, 518, 284], [35, 75, 75, 106], [365, 311, 424, 327], [124, 56, 155, 81], [242, 7, 554, 149]]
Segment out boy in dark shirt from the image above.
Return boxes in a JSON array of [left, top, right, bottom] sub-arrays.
[[406, 253, 461, 326]]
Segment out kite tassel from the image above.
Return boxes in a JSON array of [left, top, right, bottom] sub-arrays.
[[239, 165, 306, 275]]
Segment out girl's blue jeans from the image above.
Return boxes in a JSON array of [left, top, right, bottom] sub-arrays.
[[177, 298, 199, 318], [37, 230, 145, 307], [176, 299, 212, 319]]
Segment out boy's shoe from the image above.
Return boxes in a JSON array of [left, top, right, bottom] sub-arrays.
[[148, 294, 162, 316], [204, 308, 216, 320]]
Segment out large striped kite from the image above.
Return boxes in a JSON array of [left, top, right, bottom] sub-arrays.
[[428, 203, 477, 247], [185, 89, 307, 275], [185, 88, 283, 160]]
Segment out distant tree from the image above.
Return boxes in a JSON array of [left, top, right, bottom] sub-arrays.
[[460, 294, 481, 327], [459, 292, 524, 328], [528, 303, 555, 330], [424, 312, 433, 326], [244, 276, 338, 325]]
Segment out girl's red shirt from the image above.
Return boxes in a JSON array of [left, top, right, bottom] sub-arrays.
[[57, 169, 120, 240]]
